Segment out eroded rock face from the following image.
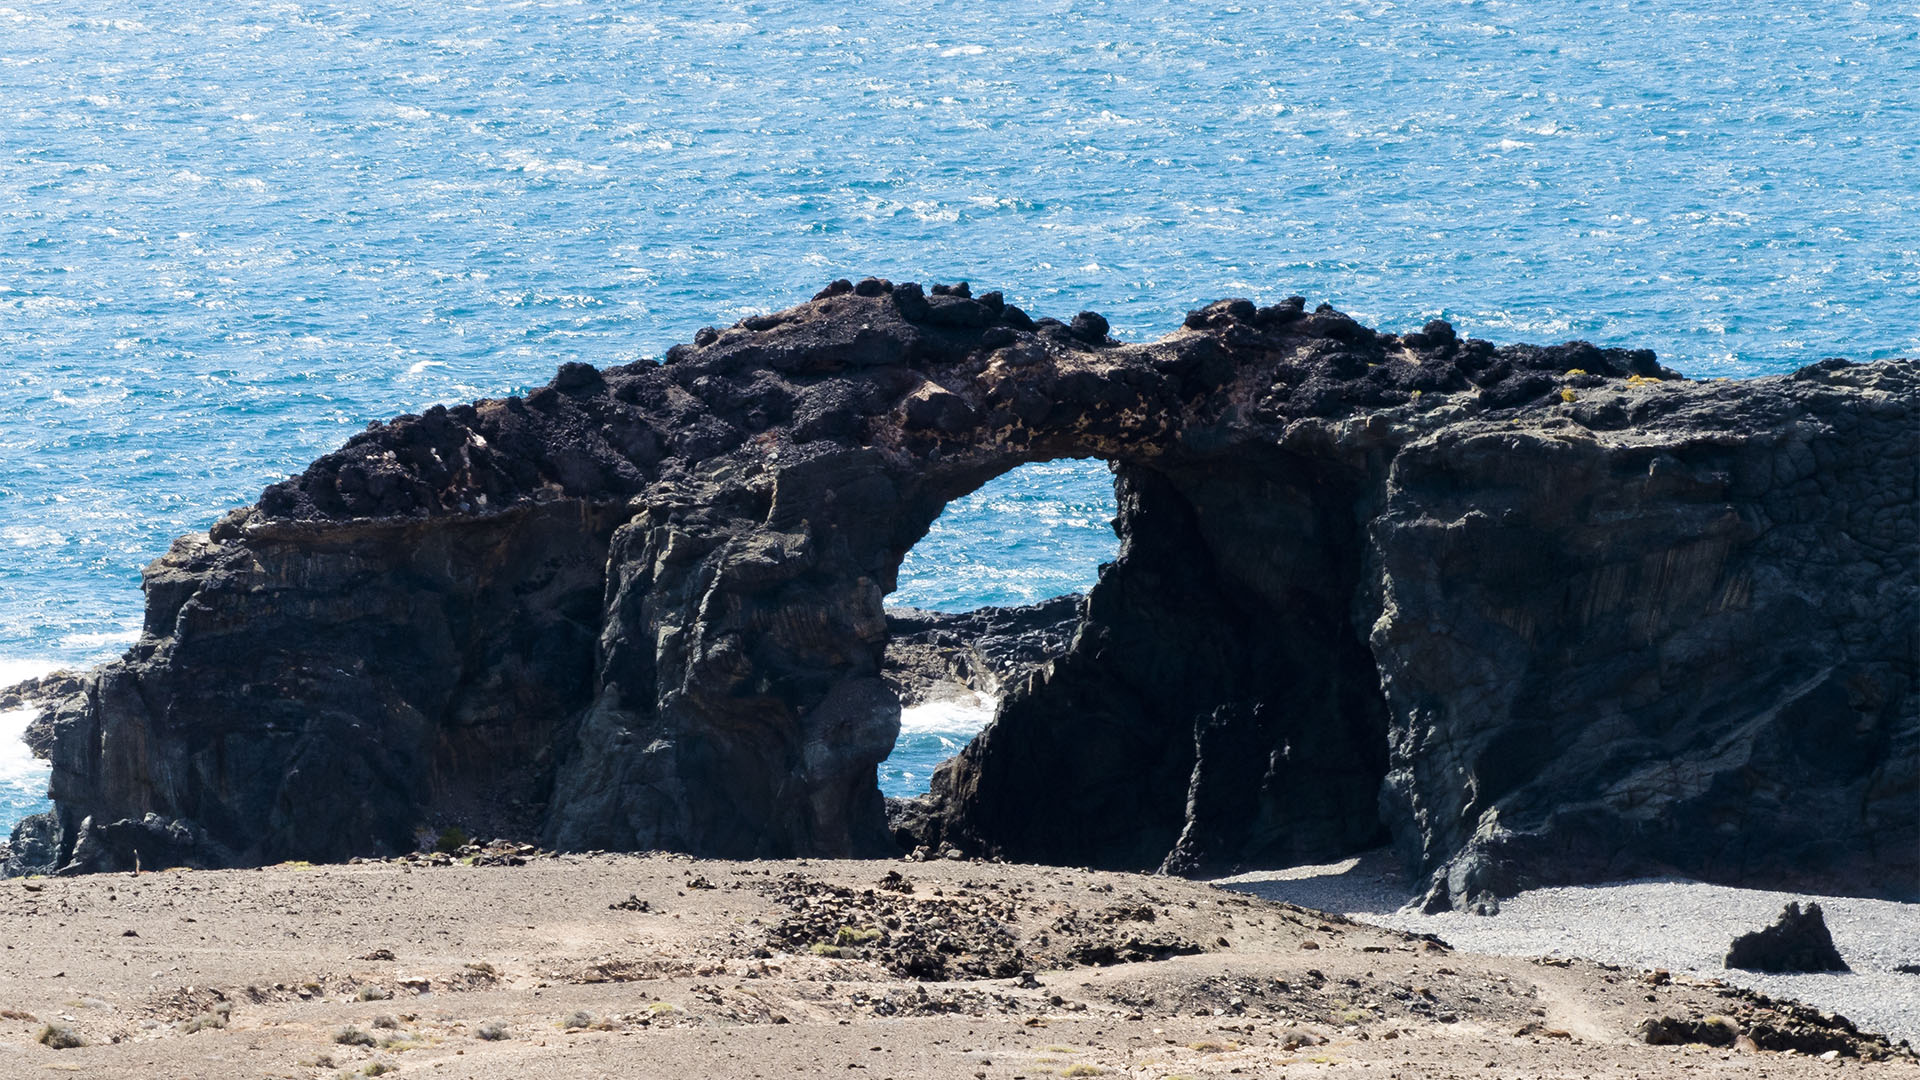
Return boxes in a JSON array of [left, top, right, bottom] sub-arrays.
[[6, 279, 1914, 908]]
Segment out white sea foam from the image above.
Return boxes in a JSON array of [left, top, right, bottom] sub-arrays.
[[0, 657, 60, 690], [899, 691, 997, 736], [0, 705, 49, 787], [0, 658, 57, 812], [57, 625, 138, 651]]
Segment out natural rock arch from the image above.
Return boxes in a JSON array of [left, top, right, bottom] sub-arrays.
[[8, 279, 1915, 910]]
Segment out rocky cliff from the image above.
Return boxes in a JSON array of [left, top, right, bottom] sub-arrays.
[[7, 280, 1915, 907]]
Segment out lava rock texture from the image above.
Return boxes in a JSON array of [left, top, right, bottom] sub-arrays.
[[881, 596, 1084, 707], [5, 279, 1915, 909], [1725, 902, 1851, 973]]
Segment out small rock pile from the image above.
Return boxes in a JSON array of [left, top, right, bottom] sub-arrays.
[[761, 873, 1207, 982], [1639, 989, 1915, 1061]]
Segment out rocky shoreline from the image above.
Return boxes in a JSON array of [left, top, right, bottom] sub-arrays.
[[4, 281, 1913, 913], [881, 597, 1084, 709]]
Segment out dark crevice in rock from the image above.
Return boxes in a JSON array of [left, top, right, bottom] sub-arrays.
[[899, 453, 1394, 876]]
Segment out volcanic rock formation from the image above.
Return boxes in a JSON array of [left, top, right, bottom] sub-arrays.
[[1724, 902, 1850, 974], [6, 279, 1915, 909]]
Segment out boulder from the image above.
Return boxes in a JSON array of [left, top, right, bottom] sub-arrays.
[[1726, 902, 1851, 973]]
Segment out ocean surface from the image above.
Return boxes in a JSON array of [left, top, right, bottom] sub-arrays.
[[2, 1, 1914, 827]]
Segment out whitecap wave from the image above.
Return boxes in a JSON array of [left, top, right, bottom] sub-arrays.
[[0, 658, 57, 826], [58, 623, 139, 651], [899, 691, 997, 736], [0, 657, 61, 690], [0, 705, 49, 787]]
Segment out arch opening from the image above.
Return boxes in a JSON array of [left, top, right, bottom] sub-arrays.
[[878, 458, 1119, 798], [889, 449, 1396, 878]]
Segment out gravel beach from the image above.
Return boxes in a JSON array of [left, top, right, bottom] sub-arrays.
[[1221, 851, 1920, 1047]]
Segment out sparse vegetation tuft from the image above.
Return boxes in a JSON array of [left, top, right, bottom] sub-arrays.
[[335, 1025, 378, 1047], [36, 1023, 84, 1049], [183, 1000, 231, 1033], [832, 925, 882, 947]]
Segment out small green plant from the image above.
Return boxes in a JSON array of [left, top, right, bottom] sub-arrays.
[[363, 1064, 395, 1077], [475, 1020, 509, 1041], [36, 1023, 85, 1049], [1060, 1067, 1107, 1078], [434, 826, 470, 854], [357, 985, 393, 1002], [831, 925, 882, 947], [335, 1025, 378, 1047], [183, 1001, 231, 1032]]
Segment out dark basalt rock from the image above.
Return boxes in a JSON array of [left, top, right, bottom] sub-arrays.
[[1725, 902, 1851, 973], [5, 281, 1915, 911], [881, 597, 1084, 707]]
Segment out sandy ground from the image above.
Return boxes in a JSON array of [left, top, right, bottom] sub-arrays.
[[0, 852, 1911, 1079]]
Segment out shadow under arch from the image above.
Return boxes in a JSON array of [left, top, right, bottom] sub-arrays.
[[881, 443, 1393, 878]]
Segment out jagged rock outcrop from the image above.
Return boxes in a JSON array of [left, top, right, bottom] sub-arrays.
[[1725, 902, 1850, 973], [6, 279, 1915, 908], [882, 597, 1084, 707]]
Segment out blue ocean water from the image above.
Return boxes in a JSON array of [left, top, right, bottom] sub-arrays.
[[2, 2, 1914, 823]]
